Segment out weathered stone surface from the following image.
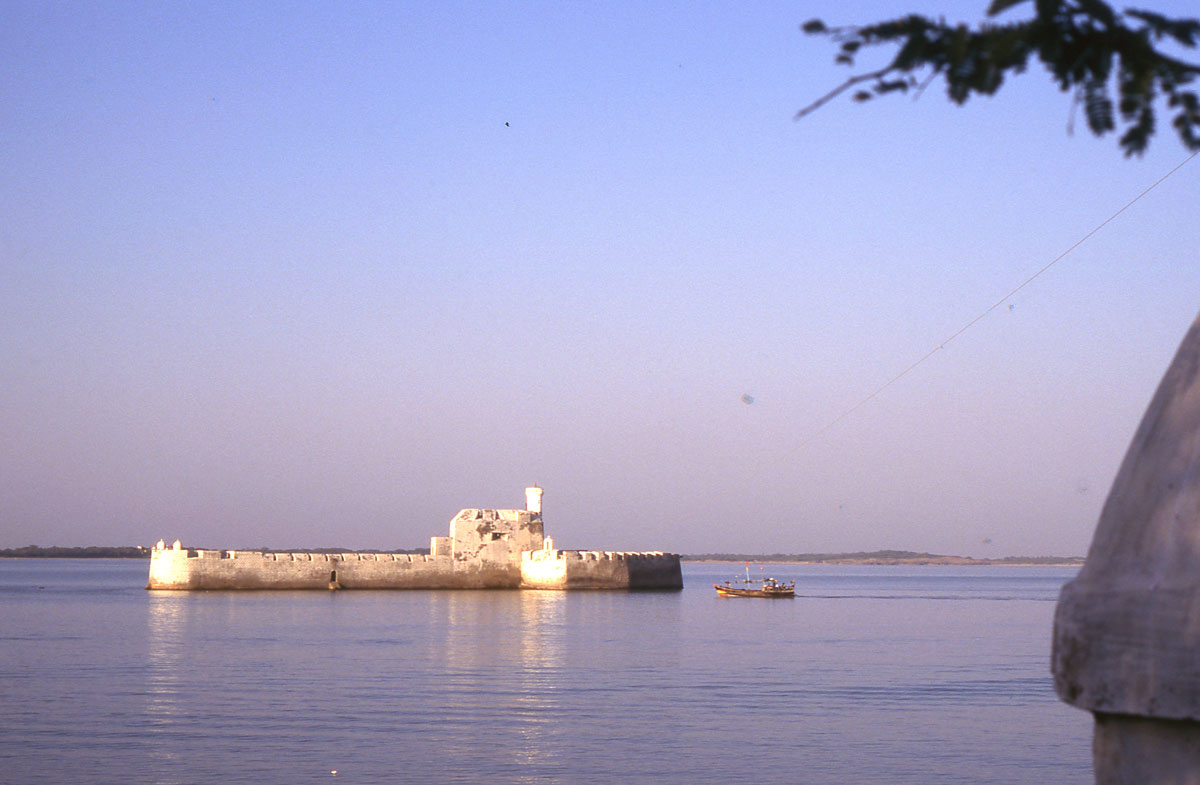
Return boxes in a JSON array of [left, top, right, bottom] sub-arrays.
[[1093, 714, 1200, 785], [1053, 313, 1200, 782], [1053, 314, 1200, 721]]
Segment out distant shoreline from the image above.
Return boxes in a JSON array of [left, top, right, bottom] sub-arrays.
[[681, 551, 1084, 566], [0, 546, 151, 559], [0, 546, 1083, 566], [684, 558, 1083, 566]]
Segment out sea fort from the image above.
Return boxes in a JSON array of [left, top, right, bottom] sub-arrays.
[[147, 486, 682, 591]]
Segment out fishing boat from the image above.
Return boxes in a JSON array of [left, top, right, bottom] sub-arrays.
[[713, 564, 795, 598]]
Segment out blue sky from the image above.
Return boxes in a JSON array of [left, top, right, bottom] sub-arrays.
[[3, 0, 1198, 555]]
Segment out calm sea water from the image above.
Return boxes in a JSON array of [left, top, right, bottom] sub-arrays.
[[0, 560, 1091, 784]]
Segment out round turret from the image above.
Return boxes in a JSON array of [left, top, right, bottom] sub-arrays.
[[525, 485, 543, 514]]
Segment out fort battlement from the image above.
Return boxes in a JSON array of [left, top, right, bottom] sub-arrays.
[[189, 551, 443, 562], [523, 548, 673, 562], [148, 487, 682, 591], [519, 542, 683, 590]]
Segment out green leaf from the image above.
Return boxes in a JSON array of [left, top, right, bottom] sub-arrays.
[[1125, 10, 1200, 46], [1084, 80, 1115, 132], [986, 0, 1030, 17], [1076, 0, 1118, 29]]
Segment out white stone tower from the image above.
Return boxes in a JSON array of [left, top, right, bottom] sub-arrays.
[[525, 485, 543, 514]]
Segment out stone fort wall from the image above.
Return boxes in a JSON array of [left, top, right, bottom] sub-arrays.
[[147, 487, 682, 591], [147, 547, 521, 590], [520, 546, 682, 590]]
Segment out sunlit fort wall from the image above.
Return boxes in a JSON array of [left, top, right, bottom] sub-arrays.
[[147, 486, 682, 591], [521, 544, 682, 590]]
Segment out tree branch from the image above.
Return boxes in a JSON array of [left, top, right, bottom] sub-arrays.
[[798, 2, 1200, 155], [794, 67, 894, 120]]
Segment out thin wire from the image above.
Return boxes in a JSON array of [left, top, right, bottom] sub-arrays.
[[771, 149, 1198, 466]]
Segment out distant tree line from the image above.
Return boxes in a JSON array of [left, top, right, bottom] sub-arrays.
[[685, 550, 949, 562], [0, 545, 431, 558], [0, 545, 151, 559], [989, 555, 1086, 564]]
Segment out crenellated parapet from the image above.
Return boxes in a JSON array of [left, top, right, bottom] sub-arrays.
[[146, 540, 499, 590], [520, 541, 682, 590], [147, 487, 680, 591]]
